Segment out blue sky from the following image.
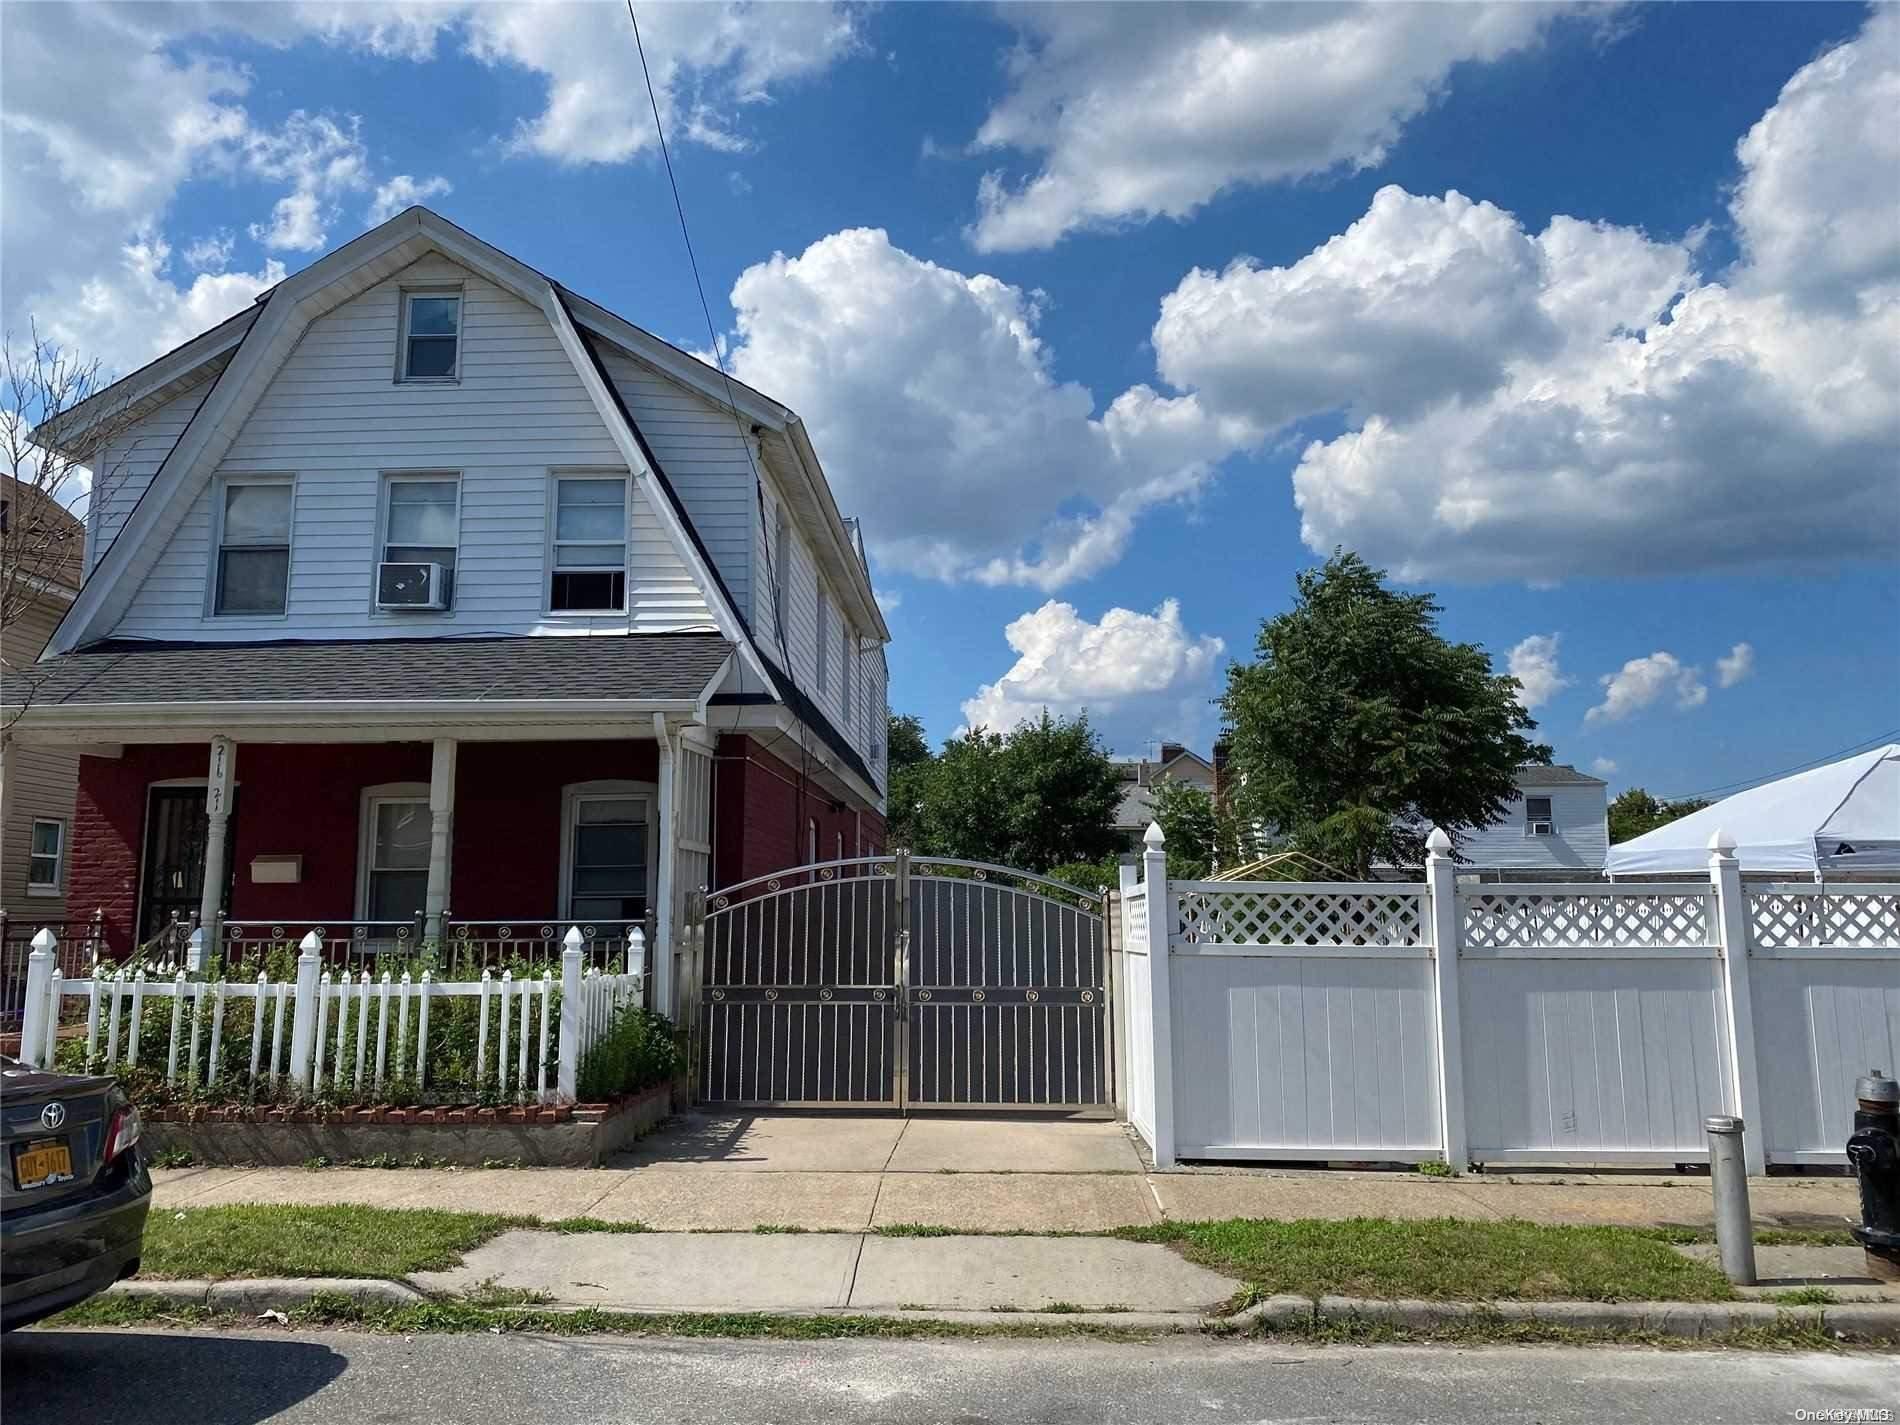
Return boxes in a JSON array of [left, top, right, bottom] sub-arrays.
[[4, 2, 1895, 802]]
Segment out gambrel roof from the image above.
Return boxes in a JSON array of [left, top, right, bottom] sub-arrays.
[[41, 207, 888, 665]]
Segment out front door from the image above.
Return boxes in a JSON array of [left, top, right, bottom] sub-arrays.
[[138, 787, 238, 946]]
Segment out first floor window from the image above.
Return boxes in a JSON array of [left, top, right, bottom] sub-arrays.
[[364, 796, 430, 922], [383, 476, 460, 580], [27, 819, 64, 891], [216, 479, 292, 614], [551, 476, 627, 611], [569, 795, 648, 921]]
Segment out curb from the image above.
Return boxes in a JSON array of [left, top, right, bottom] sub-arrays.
[[104, 1279, 1900, 1342], [110, 1278, 426, 1312], [1228, 1294, 1900, 1342]]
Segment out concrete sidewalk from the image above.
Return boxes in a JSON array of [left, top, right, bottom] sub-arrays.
[[151, 1111, 1863, 1234]]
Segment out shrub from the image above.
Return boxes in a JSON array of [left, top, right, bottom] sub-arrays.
[[576, 1006, 683, 1102]]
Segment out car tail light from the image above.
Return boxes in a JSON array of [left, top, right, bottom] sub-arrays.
[[104, 1104, 142, 1163]]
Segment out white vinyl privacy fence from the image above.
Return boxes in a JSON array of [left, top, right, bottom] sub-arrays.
[[14, 925, 645, 1103], [1118, 825, 1900, 1171]]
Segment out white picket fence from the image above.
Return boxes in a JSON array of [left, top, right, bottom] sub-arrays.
[[1119, 825, 1900, 1171], [14, 925, 645, 1104]]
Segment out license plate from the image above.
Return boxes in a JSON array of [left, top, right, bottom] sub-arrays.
[[13, 1138, 74, 1190]]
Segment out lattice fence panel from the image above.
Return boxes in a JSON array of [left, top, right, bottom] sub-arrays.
[[1123, 893, 1149, 954], [1460, 892, 1711, 949], [1748, 891, 1900, 949], [1173, 890, 1425, 948]]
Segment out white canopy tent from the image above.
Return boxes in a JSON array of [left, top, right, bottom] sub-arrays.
[[1607, 744, 1900, 878]]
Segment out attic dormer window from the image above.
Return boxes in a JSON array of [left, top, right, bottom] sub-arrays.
[[400, 291, 460, 381]]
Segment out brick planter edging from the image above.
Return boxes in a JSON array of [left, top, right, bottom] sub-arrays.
[[142, 1082, 675, 1168]]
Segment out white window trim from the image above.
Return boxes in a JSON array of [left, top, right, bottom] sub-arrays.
[[544, 468, 632, 618], [26, 818, 65, 896], [355, 782, 431, 922], [558, 780, 659, 924], [207, 472, 295, 620], [395, 285, 464, 384], [372, 470, 462, 616]]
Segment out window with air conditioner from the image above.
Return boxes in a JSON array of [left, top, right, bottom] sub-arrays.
[[1525, 795, 1555, 835], [377, 475, 459, 611]]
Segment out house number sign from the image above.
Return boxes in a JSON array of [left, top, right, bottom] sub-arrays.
[[207, 736, 235, 818]]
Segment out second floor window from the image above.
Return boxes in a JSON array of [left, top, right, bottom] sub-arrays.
[[383, 477, 459, 580], [215, 478, 292, 614], [551, 476, 627, 612], [1525, 795, 1554, 834], [401, 292, 460, 380], [816, 585, 830, 692]]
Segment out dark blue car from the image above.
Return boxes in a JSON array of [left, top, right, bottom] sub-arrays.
[[0, 1058, 150, 1330]]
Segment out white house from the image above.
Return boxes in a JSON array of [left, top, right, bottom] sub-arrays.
[[1457, 764, 1609, 879], [4, 207, 891, 1019]]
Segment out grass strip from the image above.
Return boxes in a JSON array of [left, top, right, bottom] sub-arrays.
[[1117, 1217, 1738, 1303]]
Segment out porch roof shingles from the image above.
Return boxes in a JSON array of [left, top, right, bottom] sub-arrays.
[[15, 634, 733, 706]]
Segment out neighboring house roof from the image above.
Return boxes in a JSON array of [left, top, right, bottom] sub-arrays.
[[1111, 746, 1215, 828], [37, 206, 887, 663], [1516, 764, 1606, 787], [12, 634, 733, 706]]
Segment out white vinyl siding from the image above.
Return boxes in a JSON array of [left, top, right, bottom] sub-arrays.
[[598, 347, 754, 616], [1459, 780, 1610, 871], [109, 255, 713, 640], [84, 378, 220, 575], [0, 601, 77, 916]]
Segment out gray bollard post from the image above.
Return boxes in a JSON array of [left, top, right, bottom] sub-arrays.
[[1706, 1114, 1758, 1285]]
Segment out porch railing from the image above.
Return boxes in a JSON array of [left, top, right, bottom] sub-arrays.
[[209, 914, 652, 975]]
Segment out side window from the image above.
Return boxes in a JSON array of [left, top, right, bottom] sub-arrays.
[[773, 502, 791, 640], [400, 291, 461, 381], [380, 475, 459, 606], [27, 819, 65, 893], [1525, 795, 1554, 834], [214, 478, 292, 615], [816, 583, 830, 693], [550, 475, 628, 612]]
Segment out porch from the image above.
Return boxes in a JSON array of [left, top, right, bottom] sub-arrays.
[[66, 732, 715, 1016]]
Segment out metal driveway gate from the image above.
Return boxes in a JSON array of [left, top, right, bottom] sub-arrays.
[[692, 854, 1110, 1110]]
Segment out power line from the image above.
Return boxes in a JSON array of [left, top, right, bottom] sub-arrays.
[[1657, 725, 1900, 803]]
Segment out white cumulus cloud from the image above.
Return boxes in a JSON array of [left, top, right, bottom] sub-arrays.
[[966, 2, 1575, 251], [1586, 652, 1708, 724], [959, 600, 1226, 746], [367, 174, 454, 226], [1136, 9, 1900, 583], [1716, 642, 1756, 688], [1506, 634, 1572, 711], [720, 228, 1257, 587], [1591, 757, 1618, 777]]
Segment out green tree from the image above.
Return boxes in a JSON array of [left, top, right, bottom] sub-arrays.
[[884, 712, 935, 851], [1218, 551, 1550, 877], [913, 711, 1122, 872], [1148, 779, 1217, 880], [1607, 788, 1712, 844]]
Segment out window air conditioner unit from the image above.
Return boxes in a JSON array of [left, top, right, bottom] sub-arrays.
[[377, 561, 448, 610], [1529, 819, 1554, 836]]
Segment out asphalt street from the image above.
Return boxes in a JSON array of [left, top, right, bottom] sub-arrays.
[[6, 1328, 1899, 1424]]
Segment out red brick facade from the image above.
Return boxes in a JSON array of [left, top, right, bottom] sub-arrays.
[[69, 735, 881, 955]]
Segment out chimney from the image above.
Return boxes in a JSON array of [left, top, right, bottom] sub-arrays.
[[1158, 742, 1186, 765]]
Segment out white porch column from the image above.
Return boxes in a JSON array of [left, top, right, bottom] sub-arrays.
[[1709, 829, 1767, 1174], [651, 713, 678, 1019], [425, 738, 457, 943], [196, 736, 236, 934]]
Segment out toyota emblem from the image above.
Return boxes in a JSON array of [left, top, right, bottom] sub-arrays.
[[39, 1102, 66, 1131]]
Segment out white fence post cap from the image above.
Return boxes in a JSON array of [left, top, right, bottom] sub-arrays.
[[1708, 829, 1738, 856], [1426, 826, 1453, 855], [1143, 821, 1165, 847], [298, 930, 323, 953], [563, 925, 584, 949], [29, 927, 57, 954]]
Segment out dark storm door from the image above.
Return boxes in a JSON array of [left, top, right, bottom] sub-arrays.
[[138, 787, 238, 945]]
